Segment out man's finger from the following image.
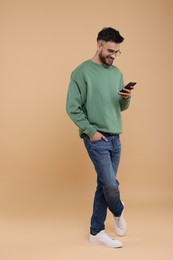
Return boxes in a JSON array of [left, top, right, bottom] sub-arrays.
[[101, 134, 108, 141]]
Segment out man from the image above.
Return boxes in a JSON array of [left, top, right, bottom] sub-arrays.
[[66, 27, 134, 248]]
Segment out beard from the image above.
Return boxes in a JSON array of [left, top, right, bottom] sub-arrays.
[[99, 52, 114, 67]]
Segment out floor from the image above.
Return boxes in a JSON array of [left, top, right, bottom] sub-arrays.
[[0, 187, 173, 260]]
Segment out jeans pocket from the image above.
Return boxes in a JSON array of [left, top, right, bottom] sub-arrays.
[[89, 138, 103, 143]]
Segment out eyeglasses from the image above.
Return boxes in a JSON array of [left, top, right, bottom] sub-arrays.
[[101, 43, 121, 57]]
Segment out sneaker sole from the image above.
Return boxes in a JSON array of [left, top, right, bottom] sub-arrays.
[[89, 240, 122, 248]]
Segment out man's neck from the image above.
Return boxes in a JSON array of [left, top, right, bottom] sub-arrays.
[[91, 54, 109, 68], [91, 54, 102, 65]]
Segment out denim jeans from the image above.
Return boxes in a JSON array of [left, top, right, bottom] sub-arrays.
[[83, 134, 124, 235]]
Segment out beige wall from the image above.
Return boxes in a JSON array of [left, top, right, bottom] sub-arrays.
[[1, 0, 173, 218]]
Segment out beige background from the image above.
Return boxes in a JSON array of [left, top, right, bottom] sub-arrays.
[[0, 0, 173, 259]]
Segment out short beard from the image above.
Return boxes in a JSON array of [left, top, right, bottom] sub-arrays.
[[99, 52, 113, 67]]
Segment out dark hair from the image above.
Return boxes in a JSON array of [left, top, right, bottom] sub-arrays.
[[97, 27, 124, 43]]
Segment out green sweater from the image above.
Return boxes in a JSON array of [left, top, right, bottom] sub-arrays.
[[66, 60, 131, 138]]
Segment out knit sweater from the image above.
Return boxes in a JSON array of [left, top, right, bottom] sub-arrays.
[[66, 60, 131, 137]]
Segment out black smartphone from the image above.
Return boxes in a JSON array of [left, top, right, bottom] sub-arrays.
[[119, 82, 136, 93]]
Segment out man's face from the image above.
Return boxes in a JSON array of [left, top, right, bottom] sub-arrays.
[[98, 41, 121, 66]]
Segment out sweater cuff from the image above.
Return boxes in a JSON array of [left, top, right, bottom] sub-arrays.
[[85, 127, 97, 138]]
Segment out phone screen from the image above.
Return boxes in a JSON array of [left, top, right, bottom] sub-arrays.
[[119, 82, 136, 93]]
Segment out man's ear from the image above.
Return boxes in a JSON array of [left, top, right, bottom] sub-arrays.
[[97, 41, 103, 52]]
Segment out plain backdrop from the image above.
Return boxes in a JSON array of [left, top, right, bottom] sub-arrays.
[[0, 0, 173, 259]]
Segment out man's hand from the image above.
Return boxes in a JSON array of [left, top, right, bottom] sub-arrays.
[[90, 132, 108, 142], [118, 87, 134, 99]]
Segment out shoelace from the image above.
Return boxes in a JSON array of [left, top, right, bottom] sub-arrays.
[[115, 217, 121, 227]]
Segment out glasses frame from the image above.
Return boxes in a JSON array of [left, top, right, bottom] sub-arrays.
[[101, 43, 121, 57]]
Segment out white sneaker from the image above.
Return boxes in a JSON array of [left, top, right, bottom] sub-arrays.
[[89, 230, 122, 248], [114, 206, 127, 237]]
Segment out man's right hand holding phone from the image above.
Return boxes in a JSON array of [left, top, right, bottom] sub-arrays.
[[118, 82, 136, 99], [118, 87, 133, 99]]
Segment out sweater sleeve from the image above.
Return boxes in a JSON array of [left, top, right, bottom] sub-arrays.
[[118, 72, 131, 111], [66, 76, 97, 137], [119, 96, 131, 111]]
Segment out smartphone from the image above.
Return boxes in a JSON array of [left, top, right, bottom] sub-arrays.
[[119, 82, 136, 93]]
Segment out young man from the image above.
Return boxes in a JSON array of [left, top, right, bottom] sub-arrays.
[[66, 27, 134, 248]]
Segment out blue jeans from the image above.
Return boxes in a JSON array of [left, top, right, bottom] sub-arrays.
[[83, 134, 124, 235]]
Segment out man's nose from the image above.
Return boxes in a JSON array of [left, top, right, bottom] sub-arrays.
[[110, 53, 116, 58]]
